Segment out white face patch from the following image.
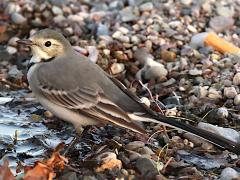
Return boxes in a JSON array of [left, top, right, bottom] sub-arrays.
[[30, 45, 52, 63]]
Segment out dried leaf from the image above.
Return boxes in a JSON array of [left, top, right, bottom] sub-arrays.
[[0, 159, 16, 180]]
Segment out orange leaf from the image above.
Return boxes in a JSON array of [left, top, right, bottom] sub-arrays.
[[0, 159, 16, 180]]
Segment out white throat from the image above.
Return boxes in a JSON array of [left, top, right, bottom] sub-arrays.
[[30, 46, 52, 63]]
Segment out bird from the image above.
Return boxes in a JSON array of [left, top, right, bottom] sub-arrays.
[[17, 29, 240, 154]]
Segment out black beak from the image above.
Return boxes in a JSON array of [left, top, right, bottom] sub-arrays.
[[17, 39, 34, 46]]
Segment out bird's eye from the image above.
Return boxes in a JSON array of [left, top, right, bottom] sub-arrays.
[[44, 41, 51, 47]]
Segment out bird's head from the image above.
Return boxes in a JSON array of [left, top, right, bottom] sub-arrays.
[[17, 29, 73, 63]]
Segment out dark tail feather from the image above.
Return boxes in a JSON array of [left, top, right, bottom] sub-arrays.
[[148, 113, 240, 154]]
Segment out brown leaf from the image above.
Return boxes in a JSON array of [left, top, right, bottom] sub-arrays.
[[0, 159, 16, 180]]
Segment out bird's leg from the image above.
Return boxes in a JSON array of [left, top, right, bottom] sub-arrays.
[[63, 125, 91, 155]]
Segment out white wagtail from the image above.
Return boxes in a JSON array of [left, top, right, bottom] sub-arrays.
[[17, 29, 240, 154]]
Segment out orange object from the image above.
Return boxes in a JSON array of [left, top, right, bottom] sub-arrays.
[[204, 32, 240, 54]]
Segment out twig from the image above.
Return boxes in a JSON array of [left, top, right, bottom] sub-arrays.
[[0, 79, 25, 89]]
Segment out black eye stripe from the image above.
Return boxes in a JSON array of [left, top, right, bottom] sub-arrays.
[[45, 41, 51, 47]]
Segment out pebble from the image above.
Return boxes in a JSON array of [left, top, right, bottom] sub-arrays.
[[118, 27, 129, 34], [125, 141, 145, 151], [224, 87, 237, 98], [6, 46, 17, 54], [8, 65, 23, 79], [139, 2, 154, 12], [52, 6, 63, 15], [216, 5, 235, 17], [97, 23, 109, 36], [209, 16, 234, 33], [11, 12, 26, 24], [5, 2, 20, 14], [220, 167, 240, 180], [95, 152, 122, 172], [144, 65, 168, 81], [233, 73, 240, 85], [120, 7, 138, 22], [161, 50, 177, 62], [217, 107, 229, 119], [180, 0, 192, 6], [190, 32, 209, 49], [129, 151, 142, 161], [208, 88, 222, 99], [189, 69, 202, 76], [138, 146, 155, 155], [234, 94, 240, 105], [110, 63, 125, 74], [140, 97, 151, 107], [135, 157, 158, 179]]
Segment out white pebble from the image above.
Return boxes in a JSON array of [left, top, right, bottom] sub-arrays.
[[233, 72, 240, 85], [11, 12, 26, 24], [190, 32, 209, 49], [118, 27, 129, 34], [140, 97, 151, 107], [110, 63, 125, 75], [224, 87, 237, 98], [234, 94, 240, 105], [8, 37, 20, 47], [52, 6, 63, 15], [6, 46, 17, 54], [220, 167, 239, 180]]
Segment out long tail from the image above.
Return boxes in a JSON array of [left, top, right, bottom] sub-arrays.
[[147, 112, 240, 154]]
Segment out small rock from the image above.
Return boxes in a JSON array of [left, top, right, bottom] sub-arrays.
[[224, 87, 237, 98], [5, 2, 20, 14], [52, 6, 63, 15], [190, 32, 209, 49], [95, 152, 122, 172], [133, 48, 153, 65], [139, 2, 154, 11], [11, 12, 26, 24], [8, 37, 20, 47], [144, 65, 168, 81], [6, 46, 17, 54], [208, 88, 222, 99], [97, 23, 109, 36], [161, 50, 177, 62], [140, 97, 151, 107], [110, 63, 125, 74], [135, 158, 158, 179], [118, 27, 129, 34], [196, 86, 208, 98], [86, 46, 99, 64], [8, 66, 23, 79], [234, 94, 240, 105], [233, 73, 240, 85], [113, 51, 128, 61], [209, 16, 234, 33], [60, 172, 78, 180], [187, 25, 197, 33], [180, 0, 192, 6], [120, 7, 138, 22], [220, 167, 240, 180], [217, 107, 229, 118], [216, 5, 235, 17], [129, 151, 142, 161], [138, 146, 155, 155], [126, 141, 145, 150], [189, 69, 202, 76], [131, 35, 140, 44]]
